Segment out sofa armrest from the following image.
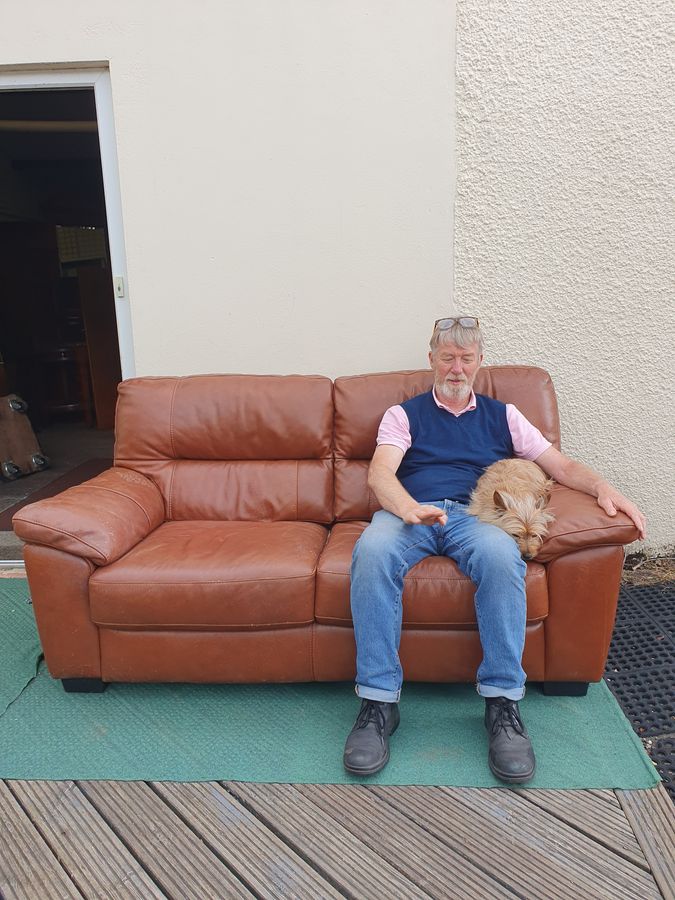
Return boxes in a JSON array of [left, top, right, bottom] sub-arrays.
[[12, 467, 165, 565], [536, 485, 639, 563], [24, 544, 102, 679]]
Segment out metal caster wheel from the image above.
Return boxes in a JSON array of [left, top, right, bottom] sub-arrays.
[[31, 453, 50, 471], [1, 460, 22, 480]]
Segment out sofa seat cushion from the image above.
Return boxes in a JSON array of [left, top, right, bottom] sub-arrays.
[[315, 522, 548, 628], [89, 521, 328, 629]]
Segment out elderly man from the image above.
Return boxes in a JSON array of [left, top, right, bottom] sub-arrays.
[[343, 316, 646, 783]]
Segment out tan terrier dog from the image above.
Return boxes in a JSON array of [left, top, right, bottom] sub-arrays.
[[468, 459, 555, 560]]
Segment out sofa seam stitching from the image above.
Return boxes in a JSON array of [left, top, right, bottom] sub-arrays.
[[544, 524, 634, 541], [310, 622, 316, 680], [167, 378, 181, 520], [168, 378, 180, 460], [167, 461, 177, 521], [94, 619, 315, 628], [83, 485, 154, 529], [90, 574, 317, 585], [12, 521, 107, 562]]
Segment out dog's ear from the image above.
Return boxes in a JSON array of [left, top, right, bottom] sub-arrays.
[[493, 490, 509, 509], [536, 495, 549, 510], [540, 479, 554, 504]]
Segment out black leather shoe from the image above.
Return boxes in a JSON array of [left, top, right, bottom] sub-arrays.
[[343, 699, 400, 775], [485, 697, 536, 784]]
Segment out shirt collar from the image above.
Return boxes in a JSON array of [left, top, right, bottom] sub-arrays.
[[432, 386, 477, 417]]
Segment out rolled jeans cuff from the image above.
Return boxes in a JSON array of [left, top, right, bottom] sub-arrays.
[[477, 683, 526, 702], [356, 683, 401, 703]]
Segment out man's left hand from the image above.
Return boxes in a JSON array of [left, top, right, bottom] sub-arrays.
[[596, 484, 647, 540]]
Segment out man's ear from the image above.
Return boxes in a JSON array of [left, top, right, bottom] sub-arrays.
[[428, 350, 434, 368]]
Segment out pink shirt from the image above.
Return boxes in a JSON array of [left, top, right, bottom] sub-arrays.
[[377, 388, 552, 461]]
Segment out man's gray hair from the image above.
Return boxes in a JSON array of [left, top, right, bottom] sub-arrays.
[[429, 318, 484, 356]]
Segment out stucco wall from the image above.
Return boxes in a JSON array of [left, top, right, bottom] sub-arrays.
[[455, 0, 675, 550]]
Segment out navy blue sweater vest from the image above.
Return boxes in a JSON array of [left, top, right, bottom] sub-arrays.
[[397, 391, 513, 503]]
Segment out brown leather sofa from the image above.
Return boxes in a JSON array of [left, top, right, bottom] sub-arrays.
[[13, 367, 638, 695]]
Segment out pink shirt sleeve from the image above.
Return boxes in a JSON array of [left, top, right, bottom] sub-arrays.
[[506, 404, 552, 460], [376, 405, 412, 453]]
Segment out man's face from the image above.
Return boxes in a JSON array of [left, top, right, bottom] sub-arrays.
[[429, 340, 483, 405]]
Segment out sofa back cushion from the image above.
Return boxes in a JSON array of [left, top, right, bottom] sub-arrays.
[[333, 366, 561, 521], [114, 375, 334, 523]]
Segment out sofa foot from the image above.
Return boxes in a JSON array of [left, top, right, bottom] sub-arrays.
[[62, 678, 107, 693], [542, 681, 589, 697]]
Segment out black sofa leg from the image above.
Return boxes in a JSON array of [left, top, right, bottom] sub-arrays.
[[62, 678, 107, 693], [542, 681, 589, 697]]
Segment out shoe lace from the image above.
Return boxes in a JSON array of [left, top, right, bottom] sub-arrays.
[[490, 700, 525, 739], [356, 700, 386, 734]]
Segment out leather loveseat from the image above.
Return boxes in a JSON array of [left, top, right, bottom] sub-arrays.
[[13, 368, 638, 695]]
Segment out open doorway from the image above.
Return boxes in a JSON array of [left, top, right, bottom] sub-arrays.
[[0, 87, 120, 539]]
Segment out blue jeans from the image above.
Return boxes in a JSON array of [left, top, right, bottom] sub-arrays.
[[350, 500, 527, 703]]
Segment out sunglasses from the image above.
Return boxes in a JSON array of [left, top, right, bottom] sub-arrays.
[[433, 316, 480, 330]]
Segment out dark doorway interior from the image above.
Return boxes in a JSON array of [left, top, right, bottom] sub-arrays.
[[0, 88, 121, 432]]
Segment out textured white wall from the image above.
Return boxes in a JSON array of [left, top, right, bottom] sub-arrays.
[[0, 0, 454, 380], [455, 0, 675, 550]]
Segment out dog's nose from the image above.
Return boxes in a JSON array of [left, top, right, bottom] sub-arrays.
[[522, 553, 533, 561]]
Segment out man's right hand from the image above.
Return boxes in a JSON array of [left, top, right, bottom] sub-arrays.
[[401, 504, 448, 526], [368, 445, 448, 526]]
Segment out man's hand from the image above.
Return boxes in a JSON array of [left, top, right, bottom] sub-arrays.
[[596, 482, 647, 540], [401, 504, 448, 526], [368, 445, 449, 524], [535, 447, 647, 541], [368, 446, 448, 525]]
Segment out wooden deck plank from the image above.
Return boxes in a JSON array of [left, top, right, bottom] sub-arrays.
[[617, 784, 675, 900], [80, 781, 255, 899], [152, 781, 344, 899], [0, 781, 81, 900], [229, 782, 431, 899], [2, 776, 669, 900], [373, 785, 661, 900], [450, 787, 661, 899], [286, 783, 517, 900], [9, 781, 165, 899], [513, 788, 649, 869], [587, 788, 623, 807]]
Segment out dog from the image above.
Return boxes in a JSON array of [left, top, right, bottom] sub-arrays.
[[468, 459, 555, 559]]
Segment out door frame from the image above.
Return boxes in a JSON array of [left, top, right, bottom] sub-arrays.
[[0, 66, 136, 379]]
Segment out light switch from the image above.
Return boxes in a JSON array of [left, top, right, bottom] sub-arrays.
[[114, 276, 125, 299]]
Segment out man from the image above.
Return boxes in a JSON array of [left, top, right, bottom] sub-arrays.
[[343, 316, 646, 783]]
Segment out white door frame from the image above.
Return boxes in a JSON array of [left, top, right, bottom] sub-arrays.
[[0, 66, 136, 378]]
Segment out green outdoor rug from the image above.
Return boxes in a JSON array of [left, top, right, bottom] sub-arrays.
[[0, 577, 42, 717], [0, 578, 660, 788]]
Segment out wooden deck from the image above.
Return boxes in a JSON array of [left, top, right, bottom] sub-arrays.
[[1, 779, 673, 899]]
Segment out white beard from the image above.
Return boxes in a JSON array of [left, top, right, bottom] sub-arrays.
[[436, 378, 472, 404]]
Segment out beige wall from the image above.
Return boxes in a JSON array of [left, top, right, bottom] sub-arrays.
[[2, 1, 673, 549], [455, 0, 675, 551], [1, 0, 455, 379]]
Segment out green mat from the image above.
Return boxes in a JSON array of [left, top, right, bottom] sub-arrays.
[[0, 578, 660, 788], [0, 578, 42, 717]]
